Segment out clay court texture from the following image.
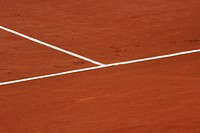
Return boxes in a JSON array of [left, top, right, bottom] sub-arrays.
[[0, 0, 200, 133]]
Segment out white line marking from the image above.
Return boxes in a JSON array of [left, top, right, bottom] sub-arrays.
[[0, 49, 199, 86], [0, 25, 104, 66]]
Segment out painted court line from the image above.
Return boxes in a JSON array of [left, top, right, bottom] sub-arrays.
[[0, 25, 104, 66], [0, 49, 199, 86]]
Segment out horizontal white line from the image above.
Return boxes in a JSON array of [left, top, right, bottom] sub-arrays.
[[0, 49, 199, 86], [0, 25, 104, 66], [106, 49, 200, 67]]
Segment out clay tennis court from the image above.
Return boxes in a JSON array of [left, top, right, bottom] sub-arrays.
[[0, 0, 200, 133]]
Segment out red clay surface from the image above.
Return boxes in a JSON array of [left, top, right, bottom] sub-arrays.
[[0, 0, 200, 63], [0, 30, 93, 82], [0, 53, 200, 133], [0, 0, 200, 133]]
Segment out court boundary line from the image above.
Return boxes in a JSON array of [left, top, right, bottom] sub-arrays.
[[0, 49, 199, 86], [0, 25, 104, 66]]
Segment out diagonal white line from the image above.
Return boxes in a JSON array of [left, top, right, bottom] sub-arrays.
[[0, 25, 104, 66], [0, 49, 199, 86]]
